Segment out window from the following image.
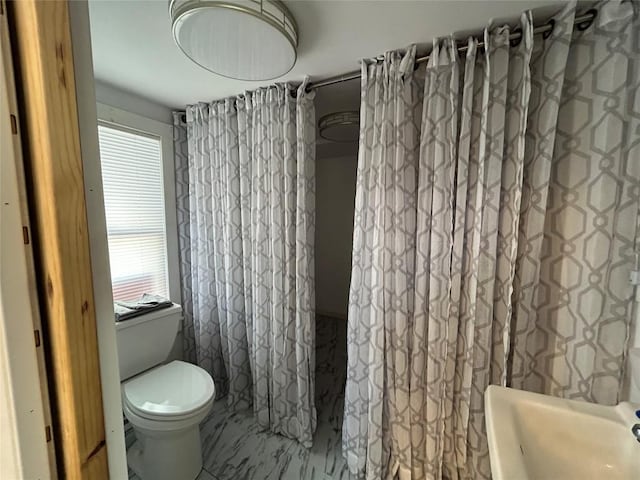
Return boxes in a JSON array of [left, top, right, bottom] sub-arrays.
[[98, 123, 170, 302]]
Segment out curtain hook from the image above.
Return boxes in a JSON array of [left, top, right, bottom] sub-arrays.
[[577, 8, 598, 31], [542, 19, 555, 39]]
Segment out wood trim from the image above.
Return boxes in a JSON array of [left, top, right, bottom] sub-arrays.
[[7, 1, 108, 478]]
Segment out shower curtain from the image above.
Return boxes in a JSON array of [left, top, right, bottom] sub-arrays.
[[343, 1, 640, 478], [173, 83, 317, 447]]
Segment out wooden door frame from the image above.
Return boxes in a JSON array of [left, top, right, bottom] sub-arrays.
[[6, 0, 109, 477]]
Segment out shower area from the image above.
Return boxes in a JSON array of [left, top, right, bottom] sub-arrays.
[[170, 80, 360, 480]]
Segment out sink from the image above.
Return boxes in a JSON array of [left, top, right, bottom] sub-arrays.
[[485, 385, 640, 480]]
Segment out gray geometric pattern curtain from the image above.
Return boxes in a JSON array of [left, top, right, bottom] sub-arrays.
[[173, 112, 197, 365], [343, 44, 422, 480], [511, 0, 640, 405], [343, 1, 640, 478], [173, 83, 317, 446]]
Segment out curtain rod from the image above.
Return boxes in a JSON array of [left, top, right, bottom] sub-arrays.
[[306, 8, 597, 92]]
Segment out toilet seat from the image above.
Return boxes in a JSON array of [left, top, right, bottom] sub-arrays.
[[123, 360, 215, 421]]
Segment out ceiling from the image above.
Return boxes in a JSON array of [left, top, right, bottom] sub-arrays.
[[88, 0, 569, 112]]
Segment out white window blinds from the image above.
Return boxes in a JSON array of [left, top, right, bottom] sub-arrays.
[[98, 124, 169, 302]]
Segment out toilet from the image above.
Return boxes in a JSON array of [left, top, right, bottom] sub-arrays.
[[115, 305, 215, 480]]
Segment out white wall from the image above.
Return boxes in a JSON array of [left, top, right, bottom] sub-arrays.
[[0, 12, 52, 475], [69, 3, 129, 478], [95, 79, 173, 124], [315, 153, 358, 319]]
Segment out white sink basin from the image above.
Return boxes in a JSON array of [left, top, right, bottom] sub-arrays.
[[485, 385, 640, 480]]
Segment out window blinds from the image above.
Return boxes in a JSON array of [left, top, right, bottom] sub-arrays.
[[97, 124, 169, 302]]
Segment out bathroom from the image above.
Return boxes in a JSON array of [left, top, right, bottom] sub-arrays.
[[0, 1, 638, 480]]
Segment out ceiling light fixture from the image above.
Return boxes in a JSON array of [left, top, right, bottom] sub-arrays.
[[318, 111, 360, 143], [170, 0, 298, 81]]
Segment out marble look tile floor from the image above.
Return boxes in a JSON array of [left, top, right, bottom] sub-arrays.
[[129, 466, 216, 480], [129, 316, 352, 480]]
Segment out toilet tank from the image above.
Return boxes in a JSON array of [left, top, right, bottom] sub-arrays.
[[115, 304, 183, 381]]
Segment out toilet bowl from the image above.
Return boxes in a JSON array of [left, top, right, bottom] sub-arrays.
[[122, 360, 215, 480]]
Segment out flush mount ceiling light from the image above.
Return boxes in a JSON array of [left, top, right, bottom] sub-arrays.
[[318, 111, 360, 143], [170, 0, 298, 81]]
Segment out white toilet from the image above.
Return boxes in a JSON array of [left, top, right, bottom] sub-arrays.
[[115, 305, 215, 480]]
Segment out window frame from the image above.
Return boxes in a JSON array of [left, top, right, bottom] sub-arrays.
[[96, 103, 181, 304]]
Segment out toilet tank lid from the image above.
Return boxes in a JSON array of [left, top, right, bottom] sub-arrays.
[[123, 360, 214, 417], [115, 303, 182, 332]]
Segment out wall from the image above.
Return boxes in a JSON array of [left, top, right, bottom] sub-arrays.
[[0, 10, 51, 474], [69, 3, 128, 478], [84, 43, 184, 479], [95, 79, 173, 124], [315, 153, 358, 319]]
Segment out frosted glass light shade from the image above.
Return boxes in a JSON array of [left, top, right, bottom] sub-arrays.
[[319, 111, 360, 143], [170, 0, 298, 81]]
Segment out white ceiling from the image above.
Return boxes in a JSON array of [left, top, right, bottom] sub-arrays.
[[88, 0, 569, 111]]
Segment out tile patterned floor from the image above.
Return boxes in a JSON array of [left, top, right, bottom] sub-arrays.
[[129, 316, 352, 480]]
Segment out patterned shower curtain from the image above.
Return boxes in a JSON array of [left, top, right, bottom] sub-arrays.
[[173, 83, 317, 447], [343, 1, 640, 478]]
